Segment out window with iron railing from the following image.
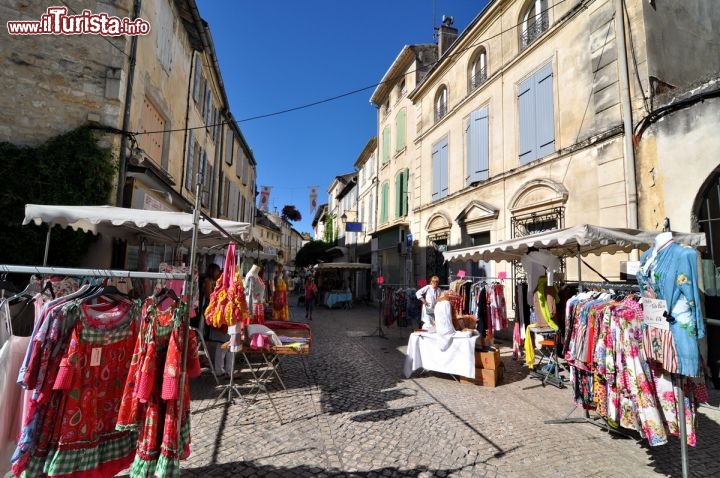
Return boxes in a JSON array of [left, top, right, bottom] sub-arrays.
[[470, 66, 488, 92], [520, 11, 549, 50], [435, 86, 448, 123]]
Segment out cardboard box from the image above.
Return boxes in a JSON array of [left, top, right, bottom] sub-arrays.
[[476, 348, 501, 369], [480, 363, 504, 387], [459, 366, 484, 385]]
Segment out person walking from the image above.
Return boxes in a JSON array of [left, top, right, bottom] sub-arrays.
[[304, 276, 318, 321]]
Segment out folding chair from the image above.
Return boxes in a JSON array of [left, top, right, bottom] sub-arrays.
[[529, 327, 565, 388], [191, 325, 220, 386]]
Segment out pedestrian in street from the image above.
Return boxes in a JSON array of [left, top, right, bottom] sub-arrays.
[[416, 275, 441, 330], [304, 276, 318, 320]]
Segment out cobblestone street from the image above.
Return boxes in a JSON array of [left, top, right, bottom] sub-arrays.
[[173, 301, 720, 478]]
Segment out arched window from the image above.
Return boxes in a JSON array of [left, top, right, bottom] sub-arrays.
[[469, 47, 488, 92], [520, 0, 549, 50], [434, 85, 448, 123]]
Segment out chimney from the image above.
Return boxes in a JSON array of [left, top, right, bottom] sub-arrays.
[[437, 15, 458, 56]]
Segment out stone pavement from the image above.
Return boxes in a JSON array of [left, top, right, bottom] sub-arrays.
[[168, 300, 720, 478]]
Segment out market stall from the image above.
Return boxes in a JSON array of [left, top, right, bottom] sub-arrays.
[[442, 223, 707, 478], [0, 202, 250, 477], [313, 261, 371, 308]]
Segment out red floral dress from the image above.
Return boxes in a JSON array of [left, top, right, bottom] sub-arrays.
[[14, 299, 139, 478], [116, 299, 201, 478]]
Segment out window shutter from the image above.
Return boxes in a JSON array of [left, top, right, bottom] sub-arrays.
[[432, 143, 441, 201], [518, 76, 535, 164], [396, 109, 406, 152], [205, 161, 213, 210], [225, 129, 233, 165], [382, 127, 391, 164], [468, 107, 489, 184], [439, 140, 449, 199], [192, 56, 202, 103], [380, 183, 388, 223], [535, 63, 555, 158], [401, 169, 409, 215], [184, 131, 194, 191], [394, 173, 401, 218]]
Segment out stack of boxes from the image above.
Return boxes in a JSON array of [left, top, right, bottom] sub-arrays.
[[461, 347, 504, 386]]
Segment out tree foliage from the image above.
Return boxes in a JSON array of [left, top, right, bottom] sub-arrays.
[[0, 125, 116, 267], [294, 240, 330, 268], [323, 213, 336, 244], [281, 205, 302, 222]]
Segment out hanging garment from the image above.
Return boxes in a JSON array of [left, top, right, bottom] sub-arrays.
[[0, 298, 32, 476], [488, 284, 507, 331], [12, 295, 140, 477], [117, 299, 201, 478], [636, 242, 705, 376], [271, 277, 289, 321]]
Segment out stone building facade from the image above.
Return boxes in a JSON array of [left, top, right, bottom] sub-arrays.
[[1, 0, 256, 268], [373, 0, 720, 286]]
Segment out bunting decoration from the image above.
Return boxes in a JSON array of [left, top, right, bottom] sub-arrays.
[[309, 186, 318, 214], [259, 185, 271, 211]]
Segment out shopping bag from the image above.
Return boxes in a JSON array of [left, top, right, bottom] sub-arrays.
[[205, 243, 249, 327]]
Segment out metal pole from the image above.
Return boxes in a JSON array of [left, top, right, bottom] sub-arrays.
[[676, 375, 689, 478], [176, 166, 204, 451], [43, 225, 52, 266], [576, 245, 583, 292], [614, 0, 638, 231]]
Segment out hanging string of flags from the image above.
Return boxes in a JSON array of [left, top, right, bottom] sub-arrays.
[[309, 186, 318, 214], [258, 185, 271, 211], [256, 185, 320, 215]]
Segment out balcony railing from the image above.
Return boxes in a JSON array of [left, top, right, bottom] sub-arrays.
[[470, 66, 488, 92], [435, 104, 447, 123], [520, 15, 549, 50]]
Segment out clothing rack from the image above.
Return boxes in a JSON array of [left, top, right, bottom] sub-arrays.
[[0, 264, 187, 280], [565, 280, 639, 293], [547, 279, 691, 478]]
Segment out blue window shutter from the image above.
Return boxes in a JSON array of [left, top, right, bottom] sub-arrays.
[[518, 76, 535, 164], [535, 63, 555, 158], [468, 107, 489, 184], [440, 140, 449, 199], [432, 143, 441, 201]]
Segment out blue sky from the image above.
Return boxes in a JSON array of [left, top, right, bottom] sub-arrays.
[[196, 1, 490, 233]]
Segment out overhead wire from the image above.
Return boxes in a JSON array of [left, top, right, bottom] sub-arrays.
[[133, 0, 571, 136]]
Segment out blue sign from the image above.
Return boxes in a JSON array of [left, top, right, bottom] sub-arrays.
[[406, 234, 413, 247], [345, 222, 363, 232]]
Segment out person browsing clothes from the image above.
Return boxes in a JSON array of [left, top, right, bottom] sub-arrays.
[[415, 276, 441, 330]]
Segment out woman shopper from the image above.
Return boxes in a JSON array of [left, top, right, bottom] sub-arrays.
[[304, 276, 318, 320]]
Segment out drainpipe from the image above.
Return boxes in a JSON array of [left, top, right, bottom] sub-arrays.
[[614, 0, 639, 230], [115, 0, 141, 207]]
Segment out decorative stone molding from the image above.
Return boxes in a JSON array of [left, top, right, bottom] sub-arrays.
[[509, 178, 568, 214]]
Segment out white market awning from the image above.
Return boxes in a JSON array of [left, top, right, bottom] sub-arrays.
[[442, 224, 706, 263], [314, 262, 372, 271], [23, 204, 251, 249]]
